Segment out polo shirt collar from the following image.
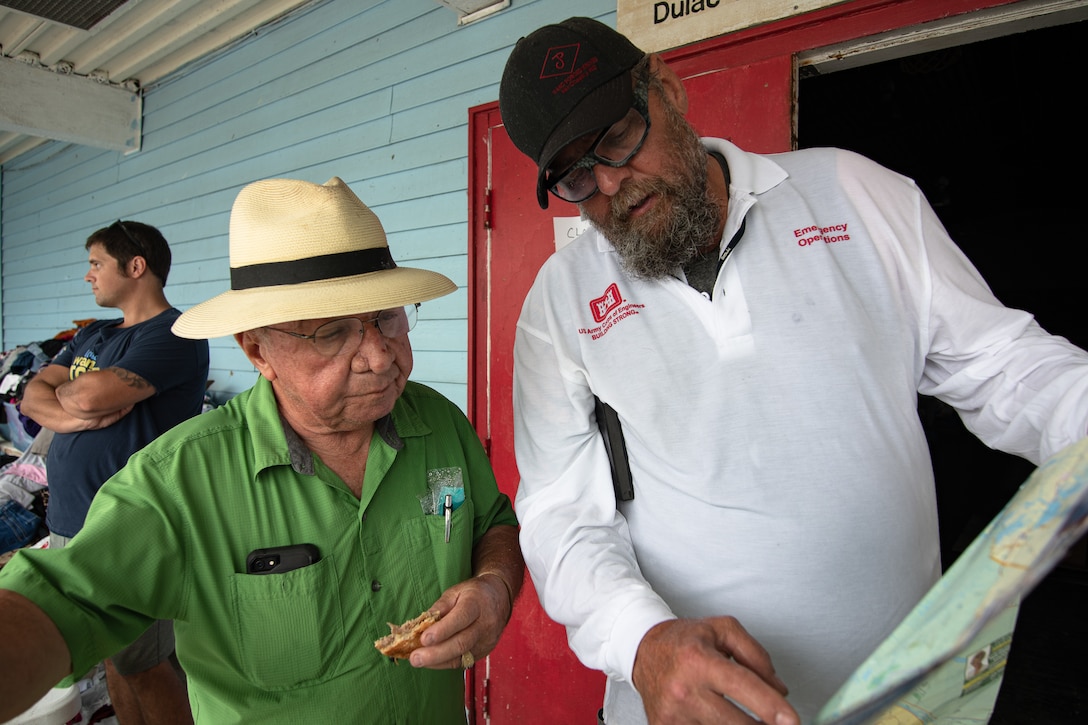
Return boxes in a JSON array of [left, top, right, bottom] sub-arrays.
[[278, 411, 406, 476], [703, 137, 788, 197]]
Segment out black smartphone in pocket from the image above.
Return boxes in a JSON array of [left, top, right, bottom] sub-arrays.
[[246, 544, 320, 574]]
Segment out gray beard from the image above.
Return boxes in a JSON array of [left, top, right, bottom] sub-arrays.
[[583, 108, 721, 280]]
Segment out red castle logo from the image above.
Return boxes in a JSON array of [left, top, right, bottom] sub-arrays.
[[590, 283, 622, 323]]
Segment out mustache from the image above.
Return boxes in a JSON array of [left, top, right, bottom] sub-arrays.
[[606, 177, 671, 223]]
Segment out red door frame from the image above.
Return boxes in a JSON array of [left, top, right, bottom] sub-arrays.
[[466, 0, 1022, 720]]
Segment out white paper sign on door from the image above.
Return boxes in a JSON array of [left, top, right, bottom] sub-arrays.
[[553, 216, 591, 253]]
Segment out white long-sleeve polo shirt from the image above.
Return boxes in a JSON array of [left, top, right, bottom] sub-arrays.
[[512, 138, 1088, 722]]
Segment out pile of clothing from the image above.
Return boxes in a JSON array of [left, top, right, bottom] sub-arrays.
[[0, 428, 51, 558], [0, 324, 87, 560], [1, 325, 85, 450]]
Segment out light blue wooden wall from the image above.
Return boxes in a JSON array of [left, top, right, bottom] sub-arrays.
[[0, 0, 615, 410]]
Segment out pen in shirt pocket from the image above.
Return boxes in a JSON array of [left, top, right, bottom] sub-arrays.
[[444, 494, 453, 543], [421, 467, 465, 543]]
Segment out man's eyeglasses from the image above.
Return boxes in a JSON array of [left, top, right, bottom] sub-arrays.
[[265, 304, 419, 357], [545, 73, 652, 204]]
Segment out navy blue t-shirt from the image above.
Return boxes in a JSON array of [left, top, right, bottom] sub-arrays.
[[44, 308, 210, 537]]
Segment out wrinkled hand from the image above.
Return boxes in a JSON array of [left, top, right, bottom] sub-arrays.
[[633, 617, 799, 725], [408, 574, 511, 670]]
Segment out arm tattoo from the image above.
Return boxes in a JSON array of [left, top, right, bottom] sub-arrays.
[[106, 367, 153, 390]]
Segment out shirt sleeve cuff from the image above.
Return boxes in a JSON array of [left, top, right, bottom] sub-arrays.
[[601, 598, 677, 683]]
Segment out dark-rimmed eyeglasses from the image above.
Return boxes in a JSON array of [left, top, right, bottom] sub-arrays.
[[545, 73, 652, 204], [265, 304, 419, 357]]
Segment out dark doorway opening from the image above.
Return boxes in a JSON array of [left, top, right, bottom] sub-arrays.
[[798, 19, 1087, 723]]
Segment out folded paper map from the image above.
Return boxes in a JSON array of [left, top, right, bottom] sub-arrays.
[[814, 435, 1088, 725]]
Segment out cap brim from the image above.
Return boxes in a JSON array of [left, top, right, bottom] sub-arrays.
[[172, 267, 456, 339], [533, 71, 635, 208]]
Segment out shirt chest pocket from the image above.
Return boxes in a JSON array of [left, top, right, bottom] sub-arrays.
[[229, 557, 345, 689], [402, 499, 475, 600]]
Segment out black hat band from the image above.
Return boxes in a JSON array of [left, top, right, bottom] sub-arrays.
[[231, 248, 397, 290]]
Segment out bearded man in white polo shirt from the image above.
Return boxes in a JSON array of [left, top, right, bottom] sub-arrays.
[[499, 16, 1088, 725]]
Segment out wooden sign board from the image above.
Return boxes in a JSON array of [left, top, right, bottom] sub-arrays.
[[617, 0, 845, 52]]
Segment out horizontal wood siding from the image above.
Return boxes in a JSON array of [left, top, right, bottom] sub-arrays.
[[0, 0, 615, 410]]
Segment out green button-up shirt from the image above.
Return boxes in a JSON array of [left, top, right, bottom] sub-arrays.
[[1, 377, 517, 723]]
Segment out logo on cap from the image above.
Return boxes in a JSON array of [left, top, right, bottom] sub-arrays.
[[541, 44, 580, 79]]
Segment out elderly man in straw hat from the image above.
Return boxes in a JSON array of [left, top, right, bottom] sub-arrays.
[[0, 177, 523, 723]]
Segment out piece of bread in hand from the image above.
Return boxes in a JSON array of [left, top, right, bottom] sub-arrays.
[[374, 609, 441, 660]]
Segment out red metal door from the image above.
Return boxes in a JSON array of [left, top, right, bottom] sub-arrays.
[[467, 104, 606, 724]]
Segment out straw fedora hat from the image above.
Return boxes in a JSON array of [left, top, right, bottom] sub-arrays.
[[172, 176, 456, 339]]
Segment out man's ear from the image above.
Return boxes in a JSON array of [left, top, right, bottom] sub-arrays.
[[651, 54, 688, 116], [128, 255, 148, 278], [236, 330, 277, 381]]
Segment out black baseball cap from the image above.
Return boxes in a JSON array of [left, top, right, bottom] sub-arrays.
[[499, 17, 645, 209]]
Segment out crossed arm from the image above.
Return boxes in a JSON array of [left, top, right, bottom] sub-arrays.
[[21, 363, 155, 433]]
